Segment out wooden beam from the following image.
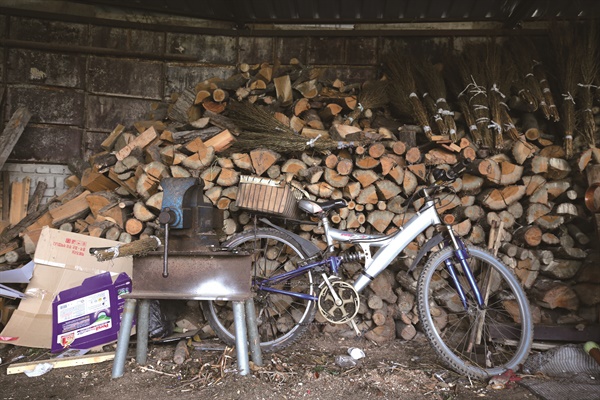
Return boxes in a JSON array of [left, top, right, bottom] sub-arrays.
[[0, 107, 31, 171], [7, 352, 116, 375], [9, 177, 30, 226]]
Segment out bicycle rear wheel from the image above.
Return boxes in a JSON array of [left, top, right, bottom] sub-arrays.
[[201, 228, 317, 352], [417, 245, 533, 379]]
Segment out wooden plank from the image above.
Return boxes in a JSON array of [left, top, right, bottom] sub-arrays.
[[9, 177, 30, 226], [7, 352, 116, 375], [0, 107, 32, 171], [114, 127, 158, 161]]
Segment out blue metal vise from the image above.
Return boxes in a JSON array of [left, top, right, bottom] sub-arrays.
[[157, 177, 223, 276]]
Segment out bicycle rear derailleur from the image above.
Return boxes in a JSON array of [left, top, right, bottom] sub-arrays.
[[317, 275, 360, 324]]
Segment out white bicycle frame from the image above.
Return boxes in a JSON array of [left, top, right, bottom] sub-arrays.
[[318, 195, 444, 293]]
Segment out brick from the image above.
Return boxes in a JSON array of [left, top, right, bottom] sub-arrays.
[[10, 17, 88, 46], [36, 166, 50, 174], [239, 37, 274, 64]]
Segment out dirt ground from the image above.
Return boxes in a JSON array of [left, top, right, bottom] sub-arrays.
[[0, 324, 542, 400]]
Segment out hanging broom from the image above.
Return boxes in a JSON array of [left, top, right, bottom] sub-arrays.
[[445, 55, 483, 145], [384, 49, 433, 140], [226, 100, 296, 136], [344, 79, 389, 124], [91, 236, 162, 262], [455, 47, 494, 149], [506, 41, 544, 115], [417, 58, 458, 142], [528, 38, 561, 122], [576, 20, 599, 149], [485, 42, 520, 145], [551, 22, 580, 159], [227, 131, 363, 154]]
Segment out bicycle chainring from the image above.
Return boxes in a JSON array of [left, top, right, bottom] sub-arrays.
[[317, 280, 360, 324]]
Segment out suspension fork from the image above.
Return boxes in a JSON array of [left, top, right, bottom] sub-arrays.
[[443, 225, 485, 309]]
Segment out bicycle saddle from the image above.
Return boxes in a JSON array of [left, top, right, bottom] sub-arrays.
[[298, 198, 347, 215]]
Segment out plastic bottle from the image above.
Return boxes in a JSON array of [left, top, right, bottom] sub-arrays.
[[335, 354, 357, 368]]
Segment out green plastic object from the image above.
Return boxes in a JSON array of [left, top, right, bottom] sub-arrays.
[[584, 341, 599, 354]]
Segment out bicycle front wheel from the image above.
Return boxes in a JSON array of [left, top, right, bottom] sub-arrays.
[[201, 228, 317, 352], [417, 245, 533, 379]]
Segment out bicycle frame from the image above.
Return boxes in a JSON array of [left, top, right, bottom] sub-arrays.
[[255, 193, 485, 310]]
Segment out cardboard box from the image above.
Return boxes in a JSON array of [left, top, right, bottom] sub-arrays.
[[0, 227, 132, 348], [52, 272, 132, 352]]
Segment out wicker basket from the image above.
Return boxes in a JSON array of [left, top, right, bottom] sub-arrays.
[[236, 176, 303, 219]]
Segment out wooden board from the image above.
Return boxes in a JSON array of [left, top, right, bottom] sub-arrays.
[[7, 352, 116, 375], [0, 107, 31, 171], [9, 177, 30, 226]]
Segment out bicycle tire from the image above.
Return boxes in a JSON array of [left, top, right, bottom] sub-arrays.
[[417, 245, 533, 379], [201, 228, 317, 352]]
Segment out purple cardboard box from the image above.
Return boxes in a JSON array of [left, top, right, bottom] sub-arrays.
[[51, 272, 132, 353]]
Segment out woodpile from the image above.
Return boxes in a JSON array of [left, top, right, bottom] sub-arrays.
[[2, 29, 600, 343]]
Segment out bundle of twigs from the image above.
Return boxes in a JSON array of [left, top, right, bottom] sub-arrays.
[[507, 41, 543, 115], [91, 236, 162, 261], [445, 56, 483, 145], [345, 80, 389, 124], [551, 22, 581, 159], [455, 48, 494, 148], [576, 20, 599, 149], [226, 100, 296, 135], [384, 49, 433, 140], [528, 39, 560, 122], [228, 131, 362, 154], [417, 59, 458, 141], [484, 42, 519, 146]]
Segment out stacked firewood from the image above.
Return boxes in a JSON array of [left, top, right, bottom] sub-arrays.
[[1, 29, 600, 342]]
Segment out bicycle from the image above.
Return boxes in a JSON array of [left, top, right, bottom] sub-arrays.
[[201, 160, 533, 379]]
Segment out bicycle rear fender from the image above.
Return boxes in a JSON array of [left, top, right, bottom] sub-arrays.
[[259, 218, 321, 258], [408, 233, 444, 272]]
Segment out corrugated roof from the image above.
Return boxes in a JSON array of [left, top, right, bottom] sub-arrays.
[[67, 0, 600, 28]]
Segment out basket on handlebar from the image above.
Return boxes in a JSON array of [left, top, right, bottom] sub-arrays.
[[236, 175, 305, 219]]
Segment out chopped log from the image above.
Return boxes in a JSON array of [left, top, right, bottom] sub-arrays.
[[403, 170, 419, 196], [336, 158, 354, 176], [395, 321, 417, 341], [531, 278, 579, 310], [281, 159, 307, 177], [354, 156, 379, 170], [356, 185, 378, 205], [49, 190, 91, 226], [352, 169, 379, 188], [324, 168, 349, 188], [100, 124, 125, 152], [343, 182, 362, 200], [306, 182, 335, 198], [513, 225, 542, 247], [250, 148, 280, 176], [368, 143, 386, 159], [204, 129, 235, 152], [114, 127, 158, 161], [133, 202, 156, 222], [9, 177, 30, 226], [540, 259, 582, 280], [499, 161, 524, 185], [125, 218, 144, 235], [216, 168, 240, 187], [325, 154, 338, 169], [367, 210, 394, 233], [375, 180, 402, 200], [81, 168, 119, 192], [479, 186, 526, 210], [407, 163, 426, 182]]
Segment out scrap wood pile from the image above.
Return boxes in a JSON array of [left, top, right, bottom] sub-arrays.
[[1, 21, 600, 343]]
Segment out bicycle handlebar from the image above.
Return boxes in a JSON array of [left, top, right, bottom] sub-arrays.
[[403, 158, 472, 207]]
